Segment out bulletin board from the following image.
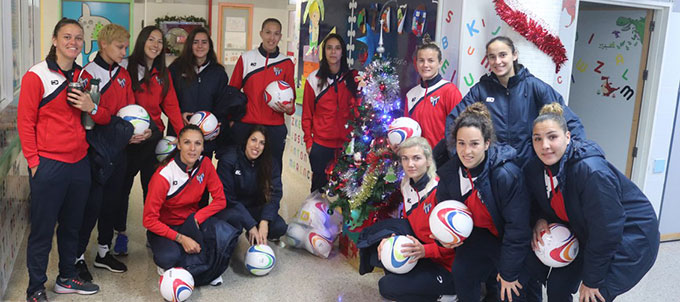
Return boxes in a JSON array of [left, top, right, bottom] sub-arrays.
[[297, 0, 438, 96], [61, 0, 133, 66]]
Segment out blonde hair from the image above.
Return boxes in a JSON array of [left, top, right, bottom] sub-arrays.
[[398, 136, 436, 187], [534, 102, 567, 133], [97, 24, 129, 48]]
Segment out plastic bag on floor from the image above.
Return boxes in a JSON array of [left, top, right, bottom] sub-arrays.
[[285, 192, 342, 258]]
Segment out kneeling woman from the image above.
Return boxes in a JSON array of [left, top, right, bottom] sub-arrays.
[[143, 125, 240, 286], [216, 125, 287, 245], [436, 103, 531, 302], [361, 137, 456, 302], [524, 103, 659, 302]]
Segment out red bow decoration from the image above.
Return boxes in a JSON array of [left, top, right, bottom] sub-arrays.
[[493, 0, 568, 73]]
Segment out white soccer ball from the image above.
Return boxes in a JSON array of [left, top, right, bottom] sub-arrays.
[[304, 227, 333, 258], [245, 244, 276, 276], [158, 267, 194, 302], [117, 104, 150, 135], [535, 223, 579, 268], [285, 222, 309, 248], [380, 235, 418, 274], [387, 117, 422, 146], [155, 136, 176, 162], [263, 80, 294, 110], [428, 200, 474, 245], [188, 111, 219, 140], [296, 199, 331, 230]]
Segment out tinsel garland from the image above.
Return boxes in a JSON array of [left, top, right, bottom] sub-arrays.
[[493, 0, 567, 73]]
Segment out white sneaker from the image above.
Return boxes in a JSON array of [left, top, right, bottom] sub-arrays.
[[157, 266, 165, 276], [437, 294, 458, 302], [209, 275, 223, 286]]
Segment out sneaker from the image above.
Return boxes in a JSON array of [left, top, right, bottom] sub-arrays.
[[26, 289, 48, 302], [437, 295, 458, 302], [75, 260, 93, 282], [209, 275, 223, 286], [93, 252, 127, 273], [113, 233, 128, 256], [53, 276, 99, 295], [157, 266, 166, 276]]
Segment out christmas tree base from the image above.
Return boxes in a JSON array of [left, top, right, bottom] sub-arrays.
[[339, 223, 383, 273]]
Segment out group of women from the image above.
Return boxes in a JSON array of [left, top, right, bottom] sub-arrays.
[[18, 17, 291, 302], [18, 14, 659, 302]]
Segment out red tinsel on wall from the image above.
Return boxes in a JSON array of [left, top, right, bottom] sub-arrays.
[[493, 0, 568, 73]]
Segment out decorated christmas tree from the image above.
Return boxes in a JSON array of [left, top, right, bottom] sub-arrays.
[[324, 50, 403, 230]]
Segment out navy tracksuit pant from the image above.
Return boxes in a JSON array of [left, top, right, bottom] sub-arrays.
[[27, 157, 90, 295], [452, 227, 528, 302], [308, 142, 337, 193], [77, 153, 126, 256], [230, 122, 287, 179], [526, 248, 584, 302], [213, 206, 288, 240], [115, 135, 161, 232]]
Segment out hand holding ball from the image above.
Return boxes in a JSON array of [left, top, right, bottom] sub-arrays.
[[245, 244, 276, 276], [380, 235, 418, 274], [263, 81, 294, 110], [117, 104, 150, 135], [534, 223, 579, 268], [155, 136, 177, 162]]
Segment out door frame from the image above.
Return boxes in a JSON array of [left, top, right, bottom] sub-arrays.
[[217, 3, 254, 65]]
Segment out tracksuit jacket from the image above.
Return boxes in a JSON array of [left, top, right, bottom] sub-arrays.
[[445, 66, 585, 165], [143, 154, 227, 241], [122, 59, 184, 133], [524, 139, 659, 293], [405, 74, 462, 147], [436, 143, 531, 282], [216, 146, 283, 231], [17, 59, 88, 168], [302, 69, 357, 150], [80, 54, 135, 125], [229, 45, 296, 126]]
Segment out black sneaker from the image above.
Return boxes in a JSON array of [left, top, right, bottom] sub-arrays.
[[75, 260, 93, 282], [53, 276, 99, 295], [93, 252, 127, 273], [26, 289, 48, 302]]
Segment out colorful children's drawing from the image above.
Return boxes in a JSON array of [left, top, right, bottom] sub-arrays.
[[369, 3, 379, 31], [616, 16, 645, 42], [303, 0, 325, 56], [381, 7, 391, 33], [397, 4, 407, 34], [79, 3, 112, 55], [358, 8, 366, 34], [412, 5, 427, 37], [599, 76, 620, 97]]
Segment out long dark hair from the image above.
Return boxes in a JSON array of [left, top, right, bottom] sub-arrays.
[[243, 125, 273, 205], [172, 27, 220, 83], [46, 18, 83, 62], [317, 33, 357, 97], [486, 36, 521, 74], [128, 26, 170, 98], [159, 125, 204, 167]]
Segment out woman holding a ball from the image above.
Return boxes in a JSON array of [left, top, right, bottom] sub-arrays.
[[523, 103, 659, 302], [144, 125, 240, 286], [301, 33, 358, 193], [436, 102, 531, 302], [215, 125, 287, 245], [229, 18, 295, 180], [367, 137, 456, 302]]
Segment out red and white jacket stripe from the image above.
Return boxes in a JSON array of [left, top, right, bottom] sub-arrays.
[[301, 69, 357, 150], [121, 59, 184, 133], [17, 59, 89, 168], [405, 74, 462, 147], [229, 45, 295, 125], [80, 54, 135, 125], [143, 155, 227, 240]]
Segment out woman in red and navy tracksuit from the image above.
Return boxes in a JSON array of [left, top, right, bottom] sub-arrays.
[[168, 27, 228, 158], [524, 103, 659, 302], [436, 103, 531, 302], [229, 18, 295, 179], [112, 26, 186, 256], [215, 125, 287, 245], [144, 125, 239, 286], [76, 24, 139, 279], [405, 38, 462, 151], [302, 33, 357, 193], [18, 18, 100, 301], [360, 137, 456, 302]]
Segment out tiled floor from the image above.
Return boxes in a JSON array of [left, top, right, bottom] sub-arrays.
[[3, 154, 679, 301]]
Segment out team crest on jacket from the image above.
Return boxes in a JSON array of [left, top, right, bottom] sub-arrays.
[[273, 67, 282, 76], [117, 78, 126, 88], [197, 173, 205, 184], [430, 96, 440, 106], [424, 203, 432, 214], [235, 169, 241, 176], [250, 62, 257, 67]]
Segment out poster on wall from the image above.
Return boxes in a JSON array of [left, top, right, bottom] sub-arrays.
[[297, 0, 438, 97], [62, 0, 131, 66]]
